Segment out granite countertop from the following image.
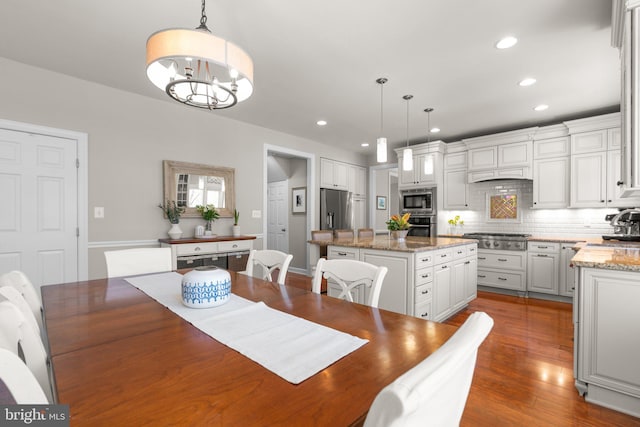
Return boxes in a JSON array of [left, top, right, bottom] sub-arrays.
[[572, 243, 640, 272], [308, 236, 473, 253]]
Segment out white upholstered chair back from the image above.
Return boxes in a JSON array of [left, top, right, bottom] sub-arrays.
[[0, 270, 42, 329], [364, 311, 494, 427], [311, 258, 388, 308], [0, 348, 48, 404], [104, 247, 172, 278], [243, 249, 293, 285], [0, 301, 53, 403], [0, 286, 41, 335]]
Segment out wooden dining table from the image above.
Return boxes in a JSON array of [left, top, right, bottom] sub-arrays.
[[42, 270, 457, 426]]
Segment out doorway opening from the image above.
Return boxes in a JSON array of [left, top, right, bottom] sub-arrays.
[[263, 145, 315, 275]]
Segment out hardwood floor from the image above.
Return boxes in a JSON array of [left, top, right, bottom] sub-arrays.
[[285, 273, 640, 426]]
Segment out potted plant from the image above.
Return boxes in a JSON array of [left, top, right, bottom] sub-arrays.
[[232, 209, 241, 237], [447, 215, 464, 235], [196, 204, 220, 236], [159, 200, 185, 239], [386, 213, 411, 241]]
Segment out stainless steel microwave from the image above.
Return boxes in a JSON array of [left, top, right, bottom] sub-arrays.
[[400, 188, 436, 215]]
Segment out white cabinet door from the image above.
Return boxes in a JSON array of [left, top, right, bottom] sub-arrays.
[[451, 259, 466, 311], [468, 146, 497, 171], [533, 157, 569, 208], [570, 151, 607, 207], [348, 165, 367, 197], [464, 256, 477, 302], [352, 197, 367, 230], [333, 162, 348, 190], [433, 262, 452, 321], [579, 268, 640, 398], [527, 252, 559, 294], [416, 153, 437, 184], [559, 244, 576, 297], [361, 250, 409, 315], [499, 141, 532, 167], [443, 169, 468, 209], [571, 130, 608, 154], [320, 158, 348, 190]]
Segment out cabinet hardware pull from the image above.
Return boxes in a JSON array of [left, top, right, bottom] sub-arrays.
[[421, 258, 430, 262], [498, 277, 507, 281], [421, 274, 430, 278], [195, 247, 201, 251], [498, 258, 507, 261], [538, 246, 548, 249], [441, 265, 448, 269], [464, 261, 470, 265], [478, 274, 486, 278], [440, 254, 447, 258], [478, 257, 486, 260], [617, 180, 624, 186], [421, 290, 429, 294], [537, 254, 548, 257], [338, 252, 348, 256], [421, 312, 428, 317]]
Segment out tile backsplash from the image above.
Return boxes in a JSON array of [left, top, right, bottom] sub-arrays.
[[439, 179, 623, 238]]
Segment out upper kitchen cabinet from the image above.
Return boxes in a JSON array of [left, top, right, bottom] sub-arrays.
[[565, 113, 637, 208], [464, 128, 536, 183], [443, 142, 469, 209], [320, 158, 348, 191], [347, 165, 367, 197], [532, 126, 570, 209], [613, 1, 640, 198], [395, 141, 445, 190]]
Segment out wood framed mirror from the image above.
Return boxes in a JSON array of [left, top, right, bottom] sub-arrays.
[[163, 160, 235, 218]]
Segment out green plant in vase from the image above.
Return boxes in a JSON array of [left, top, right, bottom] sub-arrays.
[[232, 209, 241, 237], [447, 215, 464, 235], [158, 200, 185, 239], [196, 204, 220, 235]]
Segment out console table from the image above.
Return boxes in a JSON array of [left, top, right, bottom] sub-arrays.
[[159, 236, 256, 271]]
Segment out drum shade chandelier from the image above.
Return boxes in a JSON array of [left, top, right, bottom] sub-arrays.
[[376, 77, 388, 163], [146, 0, 254, 110]]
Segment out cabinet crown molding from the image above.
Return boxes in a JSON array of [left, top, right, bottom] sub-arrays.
[[393, 140, 446, 156], [463, 127, 538, 150], [533, 124, 569, 140], [563, 112, 621, 134]]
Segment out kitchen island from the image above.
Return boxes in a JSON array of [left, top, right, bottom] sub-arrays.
[[308, 235, 477, 321], [571, 244, 640, 418]]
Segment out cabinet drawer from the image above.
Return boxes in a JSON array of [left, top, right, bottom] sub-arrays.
[[452, 245, 467, 260], [415, 282, 433, 304], [433, 248, 454, 265], [415, 253, 433, 269], [415, 267, 433, 286], [218, 240, 252, 252], [477, 250, 526, 270], [528, 241, 560, 253], [175, 242, 219, 256], [328, 246, 358, 259], [477, 269, 526, 291], [414, 300, 432, 321], [466, 244, 477, 256]]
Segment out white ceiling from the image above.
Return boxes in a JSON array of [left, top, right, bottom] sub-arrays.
[[0, 0, 620, 157]]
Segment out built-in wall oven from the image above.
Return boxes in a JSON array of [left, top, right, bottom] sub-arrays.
[[401, 187, 436, 237]]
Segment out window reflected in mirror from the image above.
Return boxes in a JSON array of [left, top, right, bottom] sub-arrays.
[[164, 161, 235, 218]]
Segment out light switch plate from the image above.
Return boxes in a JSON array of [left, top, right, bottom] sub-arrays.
[[252, 210, 261, 218], [94, 207, 104, 219]]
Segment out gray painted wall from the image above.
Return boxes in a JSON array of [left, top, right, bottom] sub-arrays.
[[0, 58, 366, 279]]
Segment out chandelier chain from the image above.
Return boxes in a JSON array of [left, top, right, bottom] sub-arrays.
[[201, 0, 208, 27]]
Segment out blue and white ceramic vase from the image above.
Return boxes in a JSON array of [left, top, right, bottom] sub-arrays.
[[181, 266, 232, 308]]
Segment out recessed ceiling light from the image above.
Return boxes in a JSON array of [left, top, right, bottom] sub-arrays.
[[495, 36, 518, 49], [519, 78, 537, 87], [316, 120, 327, 126], [430, 127, 441, 133], [534, 104, 549, 111], [361, 142, 369, 147]]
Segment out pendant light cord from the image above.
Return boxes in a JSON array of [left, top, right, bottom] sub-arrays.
[[380, 83, 384, 135]]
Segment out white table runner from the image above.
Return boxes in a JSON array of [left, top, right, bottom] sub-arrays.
[[125, 272, 368, 384]]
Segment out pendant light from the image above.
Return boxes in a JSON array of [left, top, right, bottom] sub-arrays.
[[402, 95, 414, 171], [375, 78, 388, 163], [423, 108, 434, 175]]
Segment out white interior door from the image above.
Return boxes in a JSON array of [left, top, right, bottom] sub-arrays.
[[0, 128, 79, 288], [267, 180, 289, 253]]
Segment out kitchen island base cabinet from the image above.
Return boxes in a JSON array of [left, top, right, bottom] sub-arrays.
[[576, 268, 640, 418], [327, 242, 477, 322]]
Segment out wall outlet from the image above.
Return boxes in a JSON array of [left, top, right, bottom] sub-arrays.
[[94, 207, 104, 219], [252, 210, 261, 218]]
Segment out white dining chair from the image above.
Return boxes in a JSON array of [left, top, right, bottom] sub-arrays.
[[0, 301, 53, 403], [0, 286, 41, 336], [0, 270, 43, 330], [312, 258, 388, 308], [0, 348, 49, 404], [363, 311, 494, 427], [104, 247, 172, 278], [242, 249, 293, 285]]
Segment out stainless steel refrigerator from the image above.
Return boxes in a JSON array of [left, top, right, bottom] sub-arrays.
[[320, 188, 352, 230]]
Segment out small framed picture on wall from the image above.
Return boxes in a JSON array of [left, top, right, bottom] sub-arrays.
[[376, 196, 387, 210], [292, 187, 306, 214]]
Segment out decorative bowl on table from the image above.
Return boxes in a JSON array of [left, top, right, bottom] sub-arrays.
[[181, 266, 232, 308]]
